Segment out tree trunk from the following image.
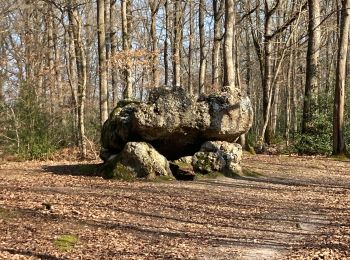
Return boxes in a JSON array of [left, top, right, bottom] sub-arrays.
[[122, 0, 133, 98], [110, 0, 118, 106], [47, 6, 55, 114], [302, 0, 321, 133], [173, 0, 182, 87], [261, 1, 276, 145], [223, 0, 235, 89], [98, 0, 109, 125], [188, 0, 194, 95], [285, 31, 294, 146], [164, 0, 169, 86], [333, 0, 350, 155], [212, 0, 225, 88], [68, 2, 87, 158], [149, 1, 160, 88], [66, 21, 78, 139], [199, 0, 206, 94]]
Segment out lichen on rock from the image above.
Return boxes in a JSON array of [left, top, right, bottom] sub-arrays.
[[192, 141, 243, 176], [101, 86, 253, 160]]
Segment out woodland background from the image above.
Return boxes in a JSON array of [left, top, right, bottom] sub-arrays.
[[0, 0, 349, 160]]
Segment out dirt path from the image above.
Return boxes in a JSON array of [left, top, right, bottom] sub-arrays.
[[0, 155, 349, 259]]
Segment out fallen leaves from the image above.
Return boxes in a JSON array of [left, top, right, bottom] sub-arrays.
[[0, 156, 349, 259]]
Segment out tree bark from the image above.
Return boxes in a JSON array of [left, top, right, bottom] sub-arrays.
[[302, 0, 321, 133], [188, 0, 194, 95], [164, 0, 169, 86], [68, 1, 87, 158], [98, 0, 109, 125], [261, 0, 279, 145], [110, 0, 118, 106], [199, 0, 206, 94], [333, 0, 350, 155], [223, 0, 235, 89], [149, 0, 160, 88], [212, 0, 225, 88], [122, 0, 133, 98], [173, 0, 182, 87]]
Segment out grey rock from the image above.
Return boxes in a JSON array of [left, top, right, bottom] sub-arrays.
[[101, 86, 253, 160], [103, 142, 173, 180], [192, 141, 243, 176]]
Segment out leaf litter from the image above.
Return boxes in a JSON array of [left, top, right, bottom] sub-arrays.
[[0, 154, 349, 259]]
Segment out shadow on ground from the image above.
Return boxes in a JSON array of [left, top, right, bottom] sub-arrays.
[[43, 163, 103, 177]]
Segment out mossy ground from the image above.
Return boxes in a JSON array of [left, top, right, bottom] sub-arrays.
[[53, 234, 78, 251], [103, 162, 135, 181]]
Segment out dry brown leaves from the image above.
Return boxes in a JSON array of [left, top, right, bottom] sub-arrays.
[[0, 154, 349, 259]]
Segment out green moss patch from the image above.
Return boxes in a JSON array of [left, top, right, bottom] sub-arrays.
[[102, 155, 135, 181], [54, 234, 78, 251]]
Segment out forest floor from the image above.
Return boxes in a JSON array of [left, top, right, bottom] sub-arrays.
[[0, 154, 349, 259]]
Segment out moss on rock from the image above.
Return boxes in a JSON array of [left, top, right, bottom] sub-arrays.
[[102, 155, 135, 181]]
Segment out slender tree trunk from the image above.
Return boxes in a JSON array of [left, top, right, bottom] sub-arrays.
[[68, 2, 87, 158], [302, 0, 321, 133], [199, 0, 206, 94], [285, 32, 294, 146], [164, 0, 169, 86], [261, 1, 276, 145], [150, 1, 160, 88], [47, 6, 55, 114], [223, 0, 235, 89], [98, 0, 109, 125], [173, 0, 182, 87], [105, 0, 111, 106], [54, 28, 63, 111], [333, 0, 350, 155], [188, 0, 194, 95], [110, 0, 118, 106], [66, 22, 78, 138], [245, 29, 251, 95], [212, 0, 225, 88], [122, 0, 133, 98]]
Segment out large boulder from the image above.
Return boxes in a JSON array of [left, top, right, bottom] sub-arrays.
[[102, 142, 173, 180], [101, 86, 253, 160]]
